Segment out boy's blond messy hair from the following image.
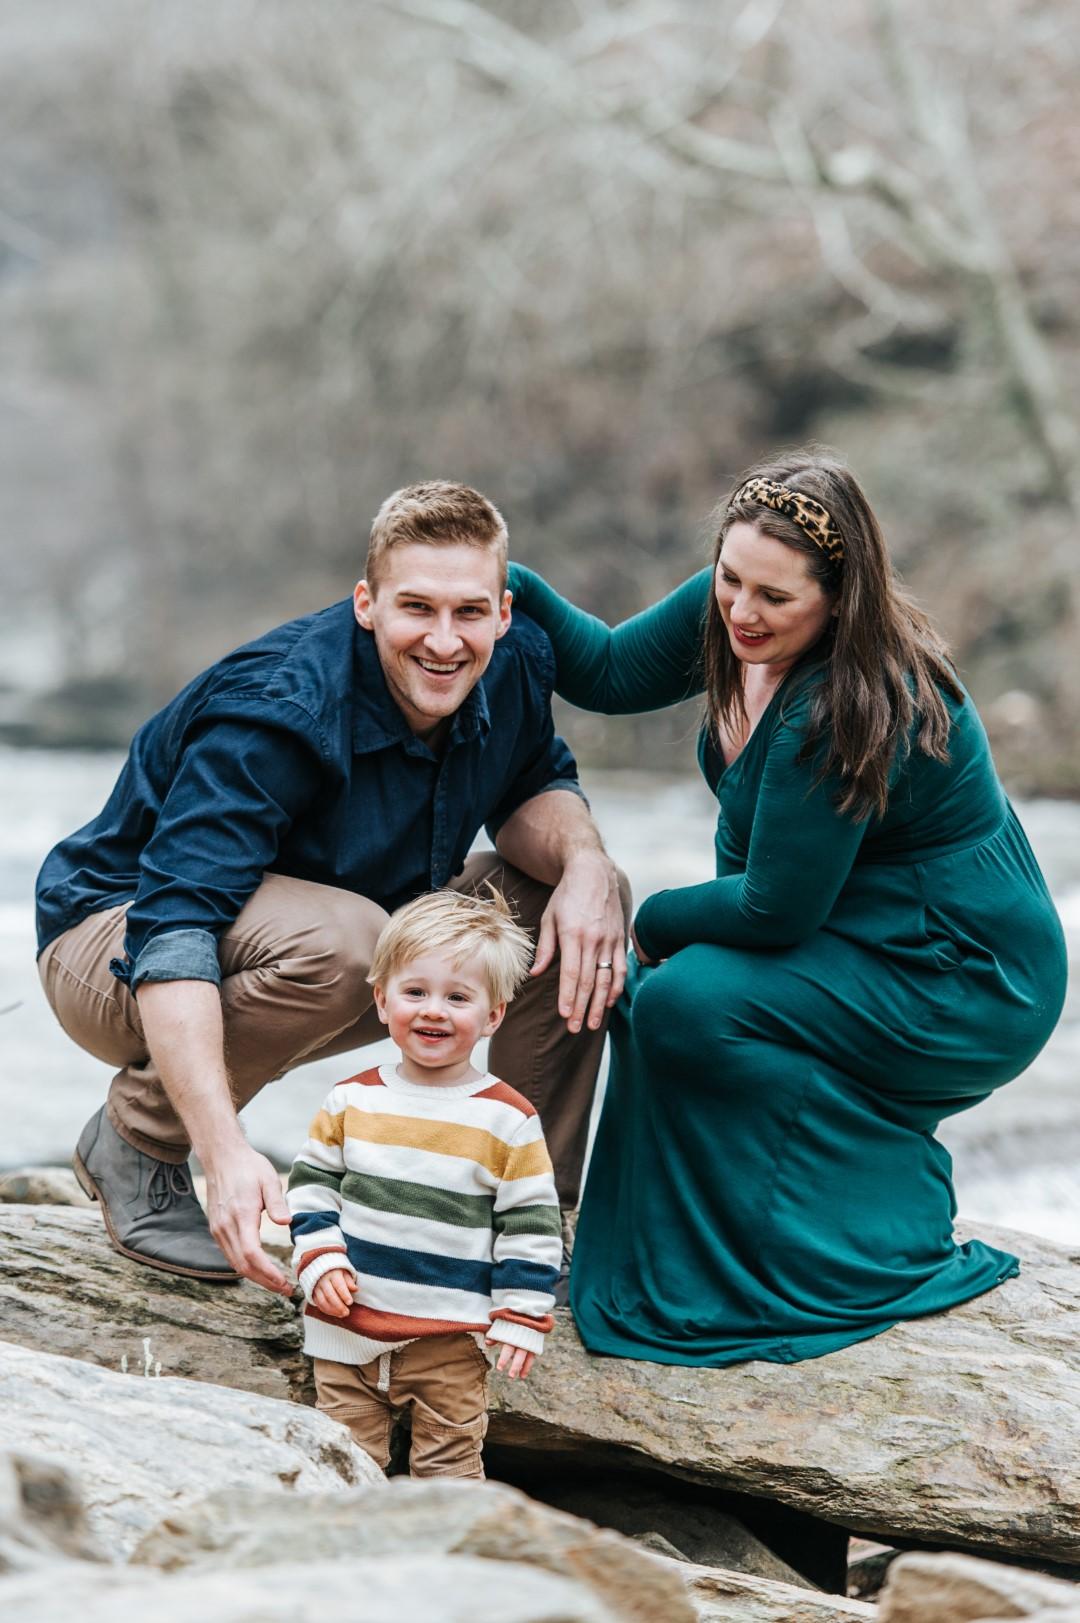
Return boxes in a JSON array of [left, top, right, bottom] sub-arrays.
[[367, 887, 533, 1007]]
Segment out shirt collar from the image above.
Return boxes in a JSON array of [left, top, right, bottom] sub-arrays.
[[351, 623, 492, 756]]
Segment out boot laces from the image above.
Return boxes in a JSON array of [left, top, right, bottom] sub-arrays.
[[147, 1161, 194, 1212]]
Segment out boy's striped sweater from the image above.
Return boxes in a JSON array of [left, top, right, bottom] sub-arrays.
[[287, 1064, 561, 1365]]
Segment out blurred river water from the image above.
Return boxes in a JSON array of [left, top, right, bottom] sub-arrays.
[[1, 746, 1077, 1243]]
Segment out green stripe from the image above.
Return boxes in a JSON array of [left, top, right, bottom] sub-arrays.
[[287, 1159, 344, 1195], [341, 1171, 494, 1229], [493, 1202, 562, 1239]]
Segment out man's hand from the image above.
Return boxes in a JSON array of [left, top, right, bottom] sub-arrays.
[[532, 850, 627, 1033], [486, 1339, 536, 1380], [311, 1267, 357, 1318], [201, 1139, 294, 1295]]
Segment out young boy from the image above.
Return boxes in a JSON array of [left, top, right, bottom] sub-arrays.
[[286, 888, 562, 1479]]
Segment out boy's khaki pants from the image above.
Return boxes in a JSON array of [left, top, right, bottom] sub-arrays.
[[314, 1335, 490, 1478], [37, 853, 631, 1208]]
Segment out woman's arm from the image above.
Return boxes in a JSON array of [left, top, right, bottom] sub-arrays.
[[508, 563, 710, 714], [633, 693, 869, 956]]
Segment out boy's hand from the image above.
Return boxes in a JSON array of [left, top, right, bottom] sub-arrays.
[[485, 1339, 535, 1380], [311, 1268, 357, 1317]]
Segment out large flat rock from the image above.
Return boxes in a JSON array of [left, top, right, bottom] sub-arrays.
[[131, 1477, 695, 1622], [0, 1340, 382, 1558], [0, 1553, 620, 1623], [0, 1204, 309, 1402], [489, 1222, 1080, 1565], [879, 1550, 1080, 1622]]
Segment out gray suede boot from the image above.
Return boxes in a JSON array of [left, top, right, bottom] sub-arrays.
[[73, 1107, 240, 1282]]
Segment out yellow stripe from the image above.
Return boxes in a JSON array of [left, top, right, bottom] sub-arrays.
[[503, 1137, 554, 1182], [344, 1106, 519, 1178], [307, 1108, 345, 1148]]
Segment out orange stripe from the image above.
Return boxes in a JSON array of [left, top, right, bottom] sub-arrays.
[[490, 1306, 554, 1333], [475, 1078, 536, 1117], [334, 1066, 385, 1089], [306, 1302, 489, 1339], [298, 1244, 348, 1273]]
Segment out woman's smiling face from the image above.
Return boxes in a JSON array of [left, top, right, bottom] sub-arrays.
[[714, 521, 836, 670]]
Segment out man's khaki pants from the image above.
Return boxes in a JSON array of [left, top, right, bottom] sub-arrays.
[[314, 1336, 490, 1478], [37, 853, 630, 1207]]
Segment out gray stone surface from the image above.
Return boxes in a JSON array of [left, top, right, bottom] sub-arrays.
[[0, 1453, 103, 1574], [489, 1222, 1080, 1565], [131, 1476, 695, 1623], [538, 1477, 813, 1587], [0, 1204, 310, 1402], [667, 1556, 876, 1623], [879, 1550, 1080, 1621], [0, 1168, 91, 1207], [0, 1554, 619, 1623], [0, 1340, 382, 1559]]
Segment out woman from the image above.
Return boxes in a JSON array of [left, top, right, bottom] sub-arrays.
[[509, 449, 1067, 1367]]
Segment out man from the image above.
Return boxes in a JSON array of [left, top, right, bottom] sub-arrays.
[[36, 482, 628, 1294]]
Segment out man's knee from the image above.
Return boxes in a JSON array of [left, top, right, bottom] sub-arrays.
[[457, 852, 632, 933], [222, 876, 389, 999]]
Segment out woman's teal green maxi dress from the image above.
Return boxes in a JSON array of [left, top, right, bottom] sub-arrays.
[[509, 565, 1068, 1367]]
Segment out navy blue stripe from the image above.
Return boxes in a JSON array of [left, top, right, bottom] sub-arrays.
[[491, 1258, 560, 1294], [344, 1235, 493, 1296], [290, 1211, 342, 1239]]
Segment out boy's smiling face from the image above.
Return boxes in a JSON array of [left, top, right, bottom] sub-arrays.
[[373, 952, 507, 1086]]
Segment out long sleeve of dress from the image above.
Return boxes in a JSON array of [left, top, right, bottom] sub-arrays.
[[634, 688, 869, 957], [507, 564, 711, 714]]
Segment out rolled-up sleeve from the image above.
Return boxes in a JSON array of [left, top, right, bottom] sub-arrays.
[[115, 709, 323, 989]]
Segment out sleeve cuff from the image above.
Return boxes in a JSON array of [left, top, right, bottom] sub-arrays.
[[297, 1249, 356, 1303], [531, 776, 588, 804], [631, 894, 669, 963], [127, 928, 222, 993], [485, 1319, 547, 1356]]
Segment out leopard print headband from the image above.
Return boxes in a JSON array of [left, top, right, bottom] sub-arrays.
[[730, 476, 844, 565]]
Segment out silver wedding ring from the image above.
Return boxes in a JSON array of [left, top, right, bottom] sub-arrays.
[[596, 960, 614, 971]]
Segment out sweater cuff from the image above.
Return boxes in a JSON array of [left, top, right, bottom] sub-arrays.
[[297, 1249, 355, 1303], [631, 893, 670, 963], [486, 1319, 547, 1356]]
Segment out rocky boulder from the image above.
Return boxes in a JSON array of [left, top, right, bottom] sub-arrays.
[[0, 1340, 382, 1559], [489, 1222, 1080, 1567], [0, 1168, 92, 1207], [131, 1477, 695, 1622], [0, 1453, 103, 1574], [0, 1204, 309, 1403], [879, 1550, 1080, 1621], [0, 1552, 622, 1622]]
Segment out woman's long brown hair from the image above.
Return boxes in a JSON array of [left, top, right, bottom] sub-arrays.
[[701, 448, 963, 821]]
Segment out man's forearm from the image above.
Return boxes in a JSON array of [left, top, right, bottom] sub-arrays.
[[135, 979, 244, 1165], [494, 788, 606, 885]]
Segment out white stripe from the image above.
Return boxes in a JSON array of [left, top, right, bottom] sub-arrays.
[[349, 1270, 493, 1324], [490, 1287, 555, 1319], [339, 1140, 501, 1194], [339, 1081, 535, 1140], [493, 1172, 558, 1209], [339, 1204, 496, 1262], [294, 1138, 346, 1176]]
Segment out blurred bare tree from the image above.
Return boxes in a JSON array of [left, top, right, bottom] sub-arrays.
[[0, 0, 1077, 783]]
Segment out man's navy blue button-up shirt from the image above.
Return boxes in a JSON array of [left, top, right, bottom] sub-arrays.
[[35, 599, 580, 990]]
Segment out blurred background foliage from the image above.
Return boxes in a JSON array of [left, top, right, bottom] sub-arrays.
[[1, 0, 1077, 785]]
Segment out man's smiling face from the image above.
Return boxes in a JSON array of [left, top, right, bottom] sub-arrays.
[[353, 543, 512, 740]]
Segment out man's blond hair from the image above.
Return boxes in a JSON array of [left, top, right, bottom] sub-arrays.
[[365, 481, 509, 592], [367, 886, 533, 1007]]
